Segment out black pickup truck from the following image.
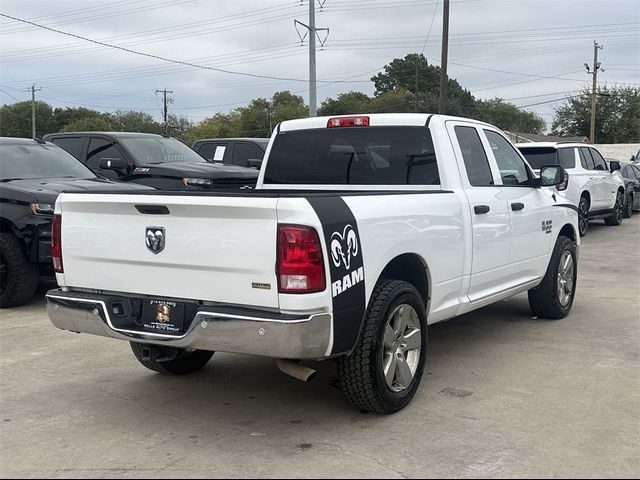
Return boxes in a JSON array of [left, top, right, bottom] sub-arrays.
[[44, 132, 258, 190], [0, 137, 152, 307]]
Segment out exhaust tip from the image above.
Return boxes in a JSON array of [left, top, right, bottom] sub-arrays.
[[276, 359, 317, 383]]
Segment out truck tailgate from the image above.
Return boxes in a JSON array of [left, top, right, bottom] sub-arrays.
[[57, 193, 280, 308]]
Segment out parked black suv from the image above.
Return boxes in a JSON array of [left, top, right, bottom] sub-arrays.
[[192, 138, 269, 168], [44, 132, 259, 189], [0, 137, 152, 307]]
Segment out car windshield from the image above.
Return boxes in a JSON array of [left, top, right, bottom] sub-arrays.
[[0, 143, 96, 180], [518, 146, 575, 169], [119, 137, 205, 164]]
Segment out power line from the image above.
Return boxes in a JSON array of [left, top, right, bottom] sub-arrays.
[[0, 13, 314, 84], [0, 87, 21, 102]]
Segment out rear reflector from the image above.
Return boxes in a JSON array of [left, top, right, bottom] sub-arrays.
[[327, 116, 370, 128], [51, 214, 63, 273], [277, 225, 325, 294]]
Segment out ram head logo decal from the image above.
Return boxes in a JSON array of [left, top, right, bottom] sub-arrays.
[[145, 227, 165, 254], [330, 225, 359, 270]]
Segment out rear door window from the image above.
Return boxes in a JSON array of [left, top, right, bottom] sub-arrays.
[[454, 126, 494, 186], [49, 136, 84, 160], [264, 126, 439, 185], [579, 148, 596, 170], [232, 143, 264, 167], [589, 148, 608, 171]]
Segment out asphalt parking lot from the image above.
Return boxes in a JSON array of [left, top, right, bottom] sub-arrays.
[[1, 216, 639, 479]]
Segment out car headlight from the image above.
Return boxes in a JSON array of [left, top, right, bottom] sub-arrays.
[[29, 203, 55, 215], [182, 177, 213, 186]]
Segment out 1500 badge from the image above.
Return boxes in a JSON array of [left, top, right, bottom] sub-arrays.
[[542, 220, 553, 234]]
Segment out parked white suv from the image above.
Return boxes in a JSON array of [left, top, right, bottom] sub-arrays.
[[516, 142, 625, 236]]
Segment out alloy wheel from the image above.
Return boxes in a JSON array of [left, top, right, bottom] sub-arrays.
[[381, 304, 422, 393]]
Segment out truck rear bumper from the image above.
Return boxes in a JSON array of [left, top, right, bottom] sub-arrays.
[[46, 289, 333, 360]]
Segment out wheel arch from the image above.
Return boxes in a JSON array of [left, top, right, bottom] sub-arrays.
[[376, 253, 431, 314]]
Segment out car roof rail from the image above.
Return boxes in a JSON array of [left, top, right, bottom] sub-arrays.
[[34, 136, 46, 144]]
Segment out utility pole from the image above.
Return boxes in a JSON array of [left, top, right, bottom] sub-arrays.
[[438, 0, 450, 114], [415, 57, 419, 113], [30, 84, 42, 139], [585, 41, 603, 144], [295, 1, 329, 117], [155, 88, 173, 135]]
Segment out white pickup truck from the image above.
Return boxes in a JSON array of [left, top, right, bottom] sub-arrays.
[[47, 114, 579, 413]]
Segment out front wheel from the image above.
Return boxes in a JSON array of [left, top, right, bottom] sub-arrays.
[[604, 191, 624, 226], [338, 280, 427, 414], [623, 194, 633, 219], [528, 236, 577, 319], [0, 233, 39, 308], [130, 342, 214, 375]]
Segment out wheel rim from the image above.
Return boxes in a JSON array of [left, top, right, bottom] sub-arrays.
[[557, 250, 575, 307], [579, 200, 589, 234], [616, 193, 624, 222], [381, 304, 421, 393]]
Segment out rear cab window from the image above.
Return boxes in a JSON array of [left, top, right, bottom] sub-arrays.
[[518, 146, 576, 170], [264, 126, 439, 185]]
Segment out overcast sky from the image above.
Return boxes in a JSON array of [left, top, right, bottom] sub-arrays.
[[0, 0, 638, 131]]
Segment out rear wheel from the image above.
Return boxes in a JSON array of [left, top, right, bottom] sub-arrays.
[[130, 342, 214, 375], [338, 280, 427, 414], [0, 233, 39, 308], [578, 196, 589, 237], [604, 191, 624, 226], [528, 236, 577, 319], [623, 193, 633, 218]]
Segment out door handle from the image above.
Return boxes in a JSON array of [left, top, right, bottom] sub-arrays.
[[511, 202, 525, 211], [474, 205, 490, 214]]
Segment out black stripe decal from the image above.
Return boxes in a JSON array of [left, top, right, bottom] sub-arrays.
[[307, 196, 366, 355], [553, 203, 579, 213]]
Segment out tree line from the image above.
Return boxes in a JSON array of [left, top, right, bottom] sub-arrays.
[[1, 54, 638, 144]]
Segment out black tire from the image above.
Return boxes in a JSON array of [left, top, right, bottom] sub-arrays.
[[0, 233, 39, 308], [130, 342, 214, 375], [337, 279, 427, 414], [623, 193, 633, 219], [528, 236, 577, 319], [578, 196, 589, 237], [604, 191, 624, 226]]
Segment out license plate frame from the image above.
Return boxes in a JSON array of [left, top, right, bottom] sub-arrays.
[[141, 300, 185, 335]]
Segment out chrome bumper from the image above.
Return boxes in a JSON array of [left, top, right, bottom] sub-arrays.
[[46, 289, 333, 359]]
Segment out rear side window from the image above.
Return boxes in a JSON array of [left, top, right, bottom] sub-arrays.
[[264, 126, 439, 185], [518, 147, 575, 169], [454, 126, 493, 186], [50, 137, 83, 160]]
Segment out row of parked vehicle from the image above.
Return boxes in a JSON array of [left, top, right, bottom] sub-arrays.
[[0, 128, 637, 311]]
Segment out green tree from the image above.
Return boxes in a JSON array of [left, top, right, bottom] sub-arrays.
[[369, 88, 415, 113], [237, 91, 307, 137], [167, 113, 193, 139], [61, 114, 113, 132], [107, 110, 162, 133], [53, 106, 103, 131], [552, 86, 640, 143], [318, 91, 372, 116], [179, 112, 241, 145], [474, 98, 545, 133], [370, 53, 475, 116], [0, 101, 57, 138]]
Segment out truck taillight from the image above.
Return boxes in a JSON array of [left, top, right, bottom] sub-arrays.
[[327, 116, 370, 128], [277, 225, 325, 294], [51, 214, 63, 273]]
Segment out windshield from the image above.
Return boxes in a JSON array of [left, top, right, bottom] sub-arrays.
[[0, 143, 96, 180], [264, 126, 439, 185], [518, 146, 575, 169], [119, 137, 205, 164]]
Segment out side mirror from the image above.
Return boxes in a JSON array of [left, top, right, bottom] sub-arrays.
[[539, 165, 569, 191], [247, 158, 263, 169], [609, 160, 621, 173], [99, 157, 126, 170]]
